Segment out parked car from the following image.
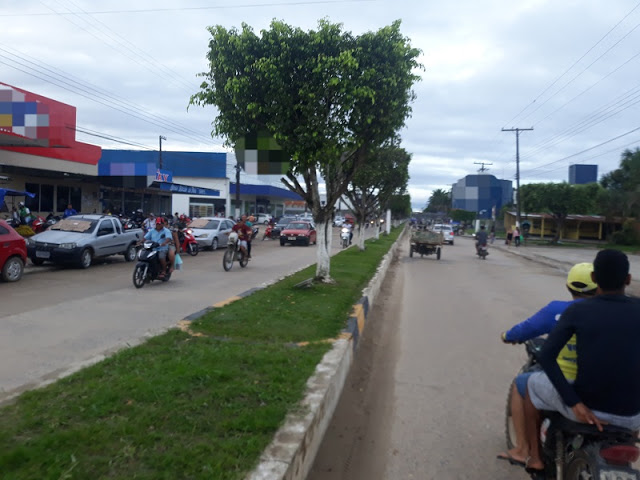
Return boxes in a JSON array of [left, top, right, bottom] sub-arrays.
[[432, 224, 455, 245], [188, 217, 235, 250], [0, 219, 27, 282], [333, 216, 345, 227], [26, 215, 143, 268], [298, 212, 314, 222], [253, 213, 273, 224], [280, 221, 317, 246]]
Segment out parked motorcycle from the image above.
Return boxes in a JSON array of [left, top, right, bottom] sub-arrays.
[[340, 227, 350, 249], [132, 241, 172, 288], [262, 224, 279, 240], [506, 339, 640, 479], [477, 244, 488, 259], [30, 215, 48, 234], [223, 232, 248, 271], [178, 228, 199, 256]]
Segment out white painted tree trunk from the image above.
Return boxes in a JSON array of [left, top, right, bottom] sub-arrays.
[[375, 223, 381, 240], [357, 223, 365, 250], [315, 219, 332, 282]]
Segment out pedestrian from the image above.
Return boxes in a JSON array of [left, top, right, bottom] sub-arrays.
[[506, 227, 513, 247], [489, 225, 496, 244], [143, 212, 155, 233], [63, 203, 77, 218], [514, 226, 521, 247], [18, 202, 31, 225], [11, 205, 20, 225]]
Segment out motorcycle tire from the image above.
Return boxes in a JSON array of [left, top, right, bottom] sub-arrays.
[[436, 248, 441, 260], [565, 450, 597, 479], [239, 252, 248, 268], [223, 248, 234, 271], [188, 243, 199, 256], [133, 264, 146, 289], [409, 246, 413, 258], [505, 382, 518, 450]]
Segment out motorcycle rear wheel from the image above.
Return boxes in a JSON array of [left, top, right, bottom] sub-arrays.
[[505, 382, 517, 450], [565, 450, 597, 480], [133, 265, 146, 289], [188, 243, 199, 256], [223, 248, 234, 271], [239, 251, 248, 268]]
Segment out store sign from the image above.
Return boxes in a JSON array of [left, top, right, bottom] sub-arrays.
[[159, 182, 220, 197], [155, 169, 173, 183]]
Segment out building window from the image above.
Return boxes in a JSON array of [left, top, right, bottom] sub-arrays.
[[57, 186, 82, 213], [25, 182, 55, 212], [189, 197, 224, 218]]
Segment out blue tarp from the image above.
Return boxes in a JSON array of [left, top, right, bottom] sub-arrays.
[[0, 188, 35, 207]]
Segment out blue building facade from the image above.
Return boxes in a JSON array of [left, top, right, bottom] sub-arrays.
[[451, 174, 512, 220], [569, 164, 598, 184]]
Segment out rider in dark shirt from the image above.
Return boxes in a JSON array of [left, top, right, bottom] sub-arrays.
[[475, 224, 488, 254], [523, 249, 640, 473]]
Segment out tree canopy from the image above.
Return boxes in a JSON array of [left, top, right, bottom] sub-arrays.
[[191, 19, 421, 281], [423, 189, 451, 213]]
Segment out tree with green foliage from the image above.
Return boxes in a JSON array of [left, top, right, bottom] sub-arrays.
[[599, 148, 640, 218], [450, 209, 475, 229], [424, 189, 451, 213], [389, 193, 412, 219], [191, 19, 421, 282], [521, 182, 599, 243], [345, 145, 410, 250]]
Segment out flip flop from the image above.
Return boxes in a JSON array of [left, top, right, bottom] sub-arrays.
[[496, 453, 527, 467], [525, 466, 545, 479]]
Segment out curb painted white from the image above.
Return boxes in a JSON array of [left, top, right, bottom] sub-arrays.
[[245, 225, 410, 480]]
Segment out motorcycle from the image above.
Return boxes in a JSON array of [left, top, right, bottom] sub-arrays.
[[477, 243, 489, 259], [223, 232, 248, 271], [31, 215, 48, 234], [506, 339, 640, 479], [251, 226, 259, 240], [178, 227, 199, 256], [132, 241, 172, 288], [340, 227, 350, 248]]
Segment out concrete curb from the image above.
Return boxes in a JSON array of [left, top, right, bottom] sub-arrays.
[[245, 225, 410, 480]]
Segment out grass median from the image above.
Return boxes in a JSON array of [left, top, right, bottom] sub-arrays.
[[0, 227, 402, 480]]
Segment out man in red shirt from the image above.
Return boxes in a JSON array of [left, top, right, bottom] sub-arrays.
[[231, 217, 252, 259]]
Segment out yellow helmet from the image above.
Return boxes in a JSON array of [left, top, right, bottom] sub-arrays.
[[567, 263, 597, 294]]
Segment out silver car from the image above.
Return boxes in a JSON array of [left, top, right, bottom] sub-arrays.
[[188, 217, 235, 250]]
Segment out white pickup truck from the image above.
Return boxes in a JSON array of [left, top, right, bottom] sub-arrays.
[[26, 214, 144, 268]]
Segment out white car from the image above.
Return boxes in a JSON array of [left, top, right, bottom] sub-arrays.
[[298, 213, 313, 222], [333, 216, 345, 227], [188, 217, 235, 250], [432, 224, 455, 245], [253, 213, 273, 224]]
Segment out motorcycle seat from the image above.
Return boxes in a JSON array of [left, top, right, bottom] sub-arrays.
[[542, 411, 637, 440]]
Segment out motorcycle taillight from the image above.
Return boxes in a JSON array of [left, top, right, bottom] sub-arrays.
[[600, 445, 640, 465]]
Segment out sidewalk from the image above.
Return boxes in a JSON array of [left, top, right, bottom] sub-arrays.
[[489, 240, 640, 295]]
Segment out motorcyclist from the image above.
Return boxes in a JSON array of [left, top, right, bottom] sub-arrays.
[[496, 263, 597, 468], [142, 217, 172, 278], [524, 250, 640, 475], [245, 215, 255, 258], [231, 217, 252, 260], [474, 224, 488, 254]]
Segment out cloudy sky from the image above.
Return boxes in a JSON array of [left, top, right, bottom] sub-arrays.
[[3, 0, 640, 210]]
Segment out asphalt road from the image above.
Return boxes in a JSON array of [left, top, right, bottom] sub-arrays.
[[0, 225, 375, 403], [308, 236, 572, 480]]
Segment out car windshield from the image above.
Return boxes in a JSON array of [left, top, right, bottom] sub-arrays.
[[287, 222, 308, 230], [201, 220, 220, 229], [277, 217, 296, 226], [49, 218, 98, 233]]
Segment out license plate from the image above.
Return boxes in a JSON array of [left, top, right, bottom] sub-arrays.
[[288, 237, 296, 241], [600, 470, 638, 480], [36, 250, 50, 259]]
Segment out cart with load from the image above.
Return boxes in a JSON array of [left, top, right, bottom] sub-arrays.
[[409, 227, 443, 259]]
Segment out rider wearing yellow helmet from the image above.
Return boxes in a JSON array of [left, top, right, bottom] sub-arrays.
[[496, 263, 597, 467]]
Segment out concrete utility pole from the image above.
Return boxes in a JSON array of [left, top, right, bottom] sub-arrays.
[[159, 135, 167, 169], [235, 162, 242, 219], [474, 161, 492, 173], [502, 127, 533, 228]]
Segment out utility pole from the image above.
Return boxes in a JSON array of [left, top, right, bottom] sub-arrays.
[[474, 161, 492, 173], [502, 127, 533, 229], [235, 162, 242, 219], [159, 135, 167, 169]]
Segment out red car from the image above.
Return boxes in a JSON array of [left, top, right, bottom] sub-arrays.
[[279, 221, 317, 246], [0, 219, 28, 282]]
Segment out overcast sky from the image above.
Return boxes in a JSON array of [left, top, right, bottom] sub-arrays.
[[3, 0, 640, 210]]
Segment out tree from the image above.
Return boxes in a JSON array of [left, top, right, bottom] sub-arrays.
[[424, 189, 451, 213], [191, 20, 421, 282], [449, 209, 475, 228], [389, 193, 411, 219], [520, 182, 599, 243], [344, 145, 410, 250], [599, 148, 640, 218]]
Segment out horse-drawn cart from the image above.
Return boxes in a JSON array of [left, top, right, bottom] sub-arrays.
[[409, 227, 443, 259]]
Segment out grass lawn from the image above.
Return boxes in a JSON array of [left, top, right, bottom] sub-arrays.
[[0, 227, 402, 480]]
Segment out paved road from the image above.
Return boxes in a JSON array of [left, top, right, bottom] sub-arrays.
[[308, 236, 591, 480], [0, 225, 376, 403]]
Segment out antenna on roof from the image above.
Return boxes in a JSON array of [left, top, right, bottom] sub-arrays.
[[474, 162, 492, 173]]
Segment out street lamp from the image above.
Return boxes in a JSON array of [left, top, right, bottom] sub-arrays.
[[159, 135, 167, 169]]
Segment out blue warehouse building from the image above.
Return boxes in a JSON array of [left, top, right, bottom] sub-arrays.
[[451, 174, 512, 220], [569, 164, 598, 185]]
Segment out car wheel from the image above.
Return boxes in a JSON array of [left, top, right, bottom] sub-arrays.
[[31, 257, 45, 266], [79, 248, 93, 269], [212, 237, 219, 250], [2, 256, 24, 282], [124, 243, 137, 262]]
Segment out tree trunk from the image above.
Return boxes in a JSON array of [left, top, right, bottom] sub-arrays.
[[375, 222, 381, 240], [357, 222, 365, 250], [552, 216, 565, 244], [315, 219, 333, 282]]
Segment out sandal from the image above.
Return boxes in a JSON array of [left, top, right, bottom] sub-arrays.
[[496, 453, 526, 467]]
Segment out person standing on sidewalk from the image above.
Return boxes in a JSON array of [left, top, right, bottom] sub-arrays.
[[514, 226, 521, 247], [489, 225, 496, 244]]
